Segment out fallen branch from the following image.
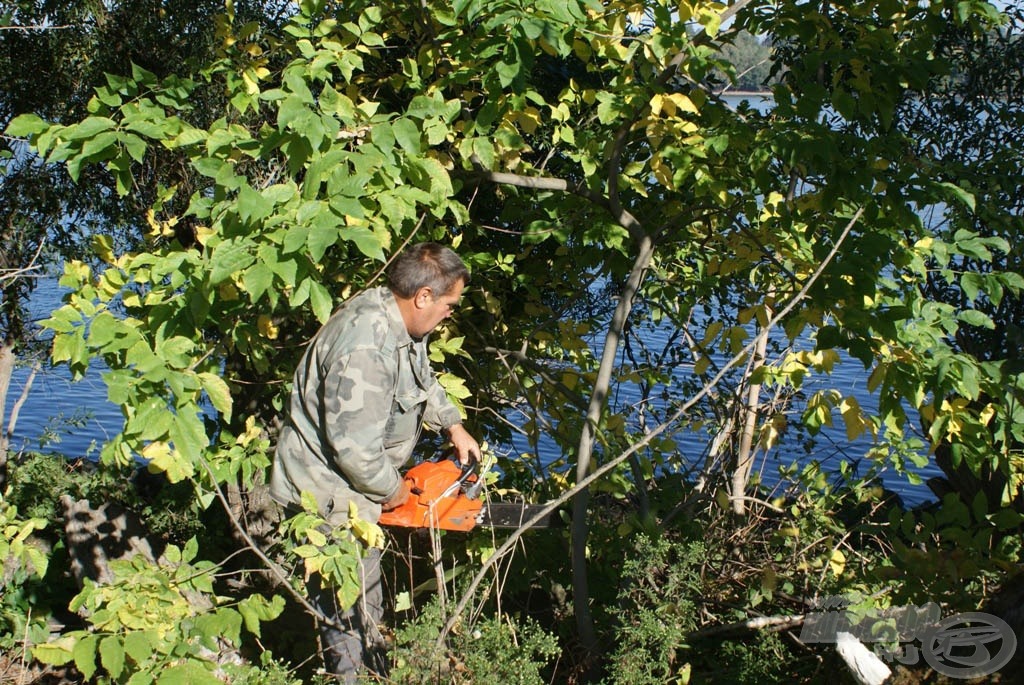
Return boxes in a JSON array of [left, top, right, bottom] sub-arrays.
[[688, 613, 805, 639]]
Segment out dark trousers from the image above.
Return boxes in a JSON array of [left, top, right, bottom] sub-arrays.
[[306, 548, 388, 683]]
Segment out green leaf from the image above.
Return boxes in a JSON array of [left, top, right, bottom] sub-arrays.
[[100, 636, 126, 679], [159, 336, 195, 369], [339, 226, 385, 261], [209, 239, 256, 285], [237, 594, 286, 638], [124, 631, 152, 664], [958, 309, 995, 329], [960, 272, 982, 302], [52, 331, 87, 368], [5, 113, 48, 137], [309, 281, 334, 323], [43, 305, 83, 333], [199, 372, 233, 421], [939, 181, 976, 211], [307, 216, 340, 262], [238, 184, 276, 223], [72, 633, 99, 680], [171, 127, 207, 147], [63, 116, 117, 141], [32, 637, 76, 665], [79, 130, 119, 159], [242, 261, 275, 303], [129, 398, 174, 441], [392, 118, 422, 154], [157, 661, 221, 685], [167, 408, 210, 462]]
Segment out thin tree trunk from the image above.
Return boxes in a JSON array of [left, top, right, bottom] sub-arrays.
[[571, 234, 656, 655], [731, 299, 772, 515], [0, 340, 14, 489], [0, 341, 31, 490]]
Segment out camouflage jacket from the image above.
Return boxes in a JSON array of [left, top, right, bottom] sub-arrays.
[[269, 286, 462, 525]]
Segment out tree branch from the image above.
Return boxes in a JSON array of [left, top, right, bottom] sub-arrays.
[[436, 205, 865, 651]]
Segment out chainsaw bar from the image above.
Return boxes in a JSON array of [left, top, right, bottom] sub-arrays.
[[477, 501, 564, 529]]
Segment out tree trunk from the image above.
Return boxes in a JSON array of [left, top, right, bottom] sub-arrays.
[[571, 234, 655, 656], [731, 300, 772, 515], [0, 340, 14, 489]]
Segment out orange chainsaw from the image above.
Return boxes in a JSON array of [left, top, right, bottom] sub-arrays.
[[378, 458, 561, 532]]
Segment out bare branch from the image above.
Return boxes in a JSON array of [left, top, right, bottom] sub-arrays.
[[436, 205, 865, 650]]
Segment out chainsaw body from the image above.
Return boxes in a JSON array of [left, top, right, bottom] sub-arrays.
[[378, 458, 482, 531]]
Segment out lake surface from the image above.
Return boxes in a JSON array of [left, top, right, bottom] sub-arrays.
[[5, 273, 942, 507], [4, 277, 122, 459]]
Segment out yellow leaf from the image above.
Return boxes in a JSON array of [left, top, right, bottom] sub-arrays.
[[143, 442, 194, 483], [516, 107, 542, 134], [839, 396, 868, 441], [627, 3, 646, 26], [650, 93, 666, 117], [257, 314, 279, 340], [651, 155, 673, 188], [238, 415, 261, 446], [667, 93, 698, 114], [307, 527, 327, 547], [351, 518, 385, 549], [241, 69, 260, 96], [829, 549, 846, 576]]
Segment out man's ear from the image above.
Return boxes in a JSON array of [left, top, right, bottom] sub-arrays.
[[413, 286, 433, 309]]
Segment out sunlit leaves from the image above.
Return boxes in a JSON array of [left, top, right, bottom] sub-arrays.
[[31, 541, 283, 683]]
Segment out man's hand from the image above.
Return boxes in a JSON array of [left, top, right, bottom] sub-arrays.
[[382, 480, 411, 511], [447, 423, 481, 466]]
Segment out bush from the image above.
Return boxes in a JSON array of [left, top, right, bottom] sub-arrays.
[[391, 596, 560, 685], [602, 534, 704, 685]]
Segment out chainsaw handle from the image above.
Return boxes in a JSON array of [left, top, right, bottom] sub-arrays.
[[432, 454, 479, 502], [440, 448, 477, 481], [454, 454, 478, 487], [454, 454, 487, 500]]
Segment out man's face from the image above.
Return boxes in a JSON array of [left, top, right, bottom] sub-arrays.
[[409, 279, 464, 338]]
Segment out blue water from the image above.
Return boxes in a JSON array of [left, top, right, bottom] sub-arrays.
[[5, 273, 943, 506], [502, 317, 943, 508], [4, 278, 123, 459]]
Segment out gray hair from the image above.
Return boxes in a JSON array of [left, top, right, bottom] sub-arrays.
[[387, 242, 471, 298]]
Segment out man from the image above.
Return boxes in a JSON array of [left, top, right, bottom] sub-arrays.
[[270, 242, 481, 681]]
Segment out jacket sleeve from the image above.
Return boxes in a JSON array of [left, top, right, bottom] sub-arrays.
[[420, 368, 463, 431], [321, 347, 402, 503]]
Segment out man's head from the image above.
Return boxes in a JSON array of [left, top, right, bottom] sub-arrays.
[[388, 242, 471, 338]]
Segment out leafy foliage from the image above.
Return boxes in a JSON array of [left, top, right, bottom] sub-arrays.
[[391, 594, 559, 685], [2, 0, 1023, 681], [31, 538, 285, 684], [603, 535, 703, 685]]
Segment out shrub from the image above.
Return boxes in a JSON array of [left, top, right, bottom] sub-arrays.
[[391, 596, 559, 685], [602, 534, 704, 685]]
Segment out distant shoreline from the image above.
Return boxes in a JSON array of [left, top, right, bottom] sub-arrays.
[[717, 90, 772, 97]]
